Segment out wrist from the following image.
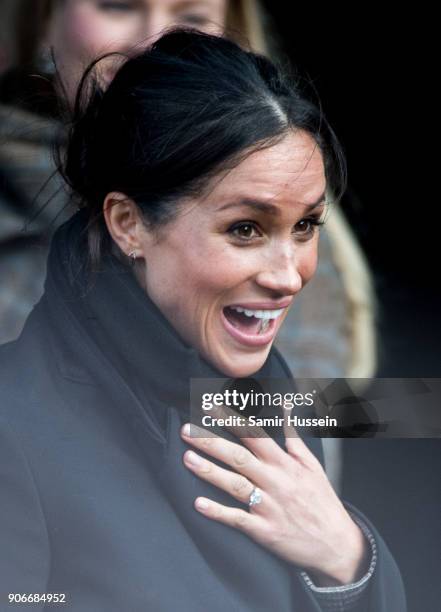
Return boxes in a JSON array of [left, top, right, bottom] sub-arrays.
[[309, 521, 369, 587]]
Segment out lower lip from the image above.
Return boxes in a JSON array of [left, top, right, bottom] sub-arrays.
[[221, 309, 282, 348]]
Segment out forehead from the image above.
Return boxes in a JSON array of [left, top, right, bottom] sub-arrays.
[[206, 131, 326, 207]]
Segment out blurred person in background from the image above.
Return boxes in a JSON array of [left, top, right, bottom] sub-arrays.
[[0, 0, 375, 488]]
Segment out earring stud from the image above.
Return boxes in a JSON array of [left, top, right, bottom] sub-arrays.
[[129, 250, 137, 260]]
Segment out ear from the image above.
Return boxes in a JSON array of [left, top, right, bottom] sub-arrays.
[[103, 193, 144, 259]]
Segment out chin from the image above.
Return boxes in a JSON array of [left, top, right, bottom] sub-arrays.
[[213, 348, 271, 379]]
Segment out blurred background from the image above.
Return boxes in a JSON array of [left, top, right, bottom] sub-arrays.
[[1, 2, 439, 610]]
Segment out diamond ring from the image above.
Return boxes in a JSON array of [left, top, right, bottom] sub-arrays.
[[248, 486, 263, 508]]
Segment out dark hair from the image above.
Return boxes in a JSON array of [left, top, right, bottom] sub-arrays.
[[62, 29, 346, 267]]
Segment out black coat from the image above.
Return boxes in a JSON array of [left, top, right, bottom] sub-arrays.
[[0, 213, 406, 611]]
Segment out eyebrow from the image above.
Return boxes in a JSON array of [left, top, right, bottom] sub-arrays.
[[217, 192, 327, 216]]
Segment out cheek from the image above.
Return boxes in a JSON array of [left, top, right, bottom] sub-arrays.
[[55, 7, 137, 68], [145, 240, 249, 318], [166, 246, 239, 299], [52, 5, 145, 102], [53, 12, 94, 68], [182, 238, 266, 304], [298, 240, 319, 283], [206, 1, 229, 27]]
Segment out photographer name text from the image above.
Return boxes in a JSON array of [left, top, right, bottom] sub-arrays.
[[201, 414, 337, 428]]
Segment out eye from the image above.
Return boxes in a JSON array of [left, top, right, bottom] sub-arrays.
[[179, 13, 210, 26], [293, 217, 325, 238], [228, 221, 261, 241]]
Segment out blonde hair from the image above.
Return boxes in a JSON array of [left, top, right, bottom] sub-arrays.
[[226, 0, 269, 54]]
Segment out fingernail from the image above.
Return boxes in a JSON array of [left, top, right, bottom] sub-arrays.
[[196, 498, 209, 510], [185, 451, 201, 467], [182, 423, 191, 437]]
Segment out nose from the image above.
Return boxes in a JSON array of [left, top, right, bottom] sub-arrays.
[[254, 244, 303, 297]]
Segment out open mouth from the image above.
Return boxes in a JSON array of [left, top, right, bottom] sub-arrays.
[[222, 305, 285, 347]]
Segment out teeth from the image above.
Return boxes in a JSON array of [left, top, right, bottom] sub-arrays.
[[258, 318, 270, 334], [230, 306, 284, 320]]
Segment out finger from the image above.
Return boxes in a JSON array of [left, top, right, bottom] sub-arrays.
[[181, 423, 269, 487], [211, 403, 288, 466], [282, 405, 298, 441], [211, 402, 269, 439], [282, 407, 318, 468], [194, 497, 265, 537], [183, 450, 255, 505]]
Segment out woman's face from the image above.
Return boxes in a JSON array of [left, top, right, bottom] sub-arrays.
[[46, 0, 227, 101], [135, 131, 327, 377]]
